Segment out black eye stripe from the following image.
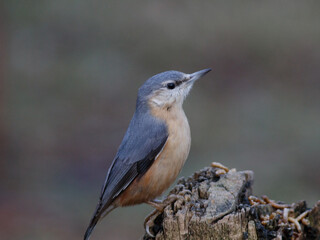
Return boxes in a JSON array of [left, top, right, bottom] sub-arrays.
[[165, 79, 187, 89], [175, 80, 183, 86]]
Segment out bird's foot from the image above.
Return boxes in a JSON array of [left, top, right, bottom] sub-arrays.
[[144, 195, 181, 237], [144, 209, 160, 237], [146, 197, 175, 211]]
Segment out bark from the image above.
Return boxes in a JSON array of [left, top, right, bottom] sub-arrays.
[[143, 164, 320, 240]]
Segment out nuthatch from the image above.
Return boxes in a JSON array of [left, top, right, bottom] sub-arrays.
[[84, 69, 211, 239]]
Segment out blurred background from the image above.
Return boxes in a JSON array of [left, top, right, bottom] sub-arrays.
[[1, 1, 320, 239]]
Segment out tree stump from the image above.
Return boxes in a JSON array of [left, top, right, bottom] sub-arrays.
[[143, 163, 320, 240]]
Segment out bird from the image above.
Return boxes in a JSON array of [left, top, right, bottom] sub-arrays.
[[84, 68, 211, 240]]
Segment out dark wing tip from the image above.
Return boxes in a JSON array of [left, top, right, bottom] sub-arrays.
[[84, 216, 99, 240], [84, 202, 116, 240]]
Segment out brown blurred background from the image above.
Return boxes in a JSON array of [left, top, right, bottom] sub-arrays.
[[1, 1, 320, 239]]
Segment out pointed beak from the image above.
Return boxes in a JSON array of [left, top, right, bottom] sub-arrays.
[[188, 68, 212, 82]]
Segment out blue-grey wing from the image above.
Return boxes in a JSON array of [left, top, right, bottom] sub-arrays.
[[84, 111, 168, 240], [101, 110, 168, 208]]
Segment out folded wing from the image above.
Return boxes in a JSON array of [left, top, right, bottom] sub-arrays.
[[84, 111, 168, 240]]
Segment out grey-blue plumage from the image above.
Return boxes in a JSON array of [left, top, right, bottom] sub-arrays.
[[84, 69, 211, 240], [84, 107, 168, 240], [137, 71, 186, 100]]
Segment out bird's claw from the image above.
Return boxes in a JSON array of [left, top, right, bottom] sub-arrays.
[[145, 222, 155, 237], [144, 195, 180, 237], [144, 209, 158, 237]]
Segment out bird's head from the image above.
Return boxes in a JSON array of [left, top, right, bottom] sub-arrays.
[[137, 69, 211, 110]]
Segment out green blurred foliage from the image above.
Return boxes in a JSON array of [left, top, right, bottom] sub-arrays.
[[1, 1, 320, 239]]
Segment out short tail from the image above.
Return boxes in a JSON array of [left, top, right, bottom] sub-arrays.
[[84, 215, 99, 240], [84, 204, 116, 240]]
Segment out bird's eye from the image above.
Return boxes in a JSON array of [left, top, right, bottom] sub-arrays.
[[166, 82, 175, 90]]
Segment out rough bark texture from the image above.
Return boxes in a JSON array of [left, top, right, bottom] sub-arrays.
[[143, 165, 320, 240]]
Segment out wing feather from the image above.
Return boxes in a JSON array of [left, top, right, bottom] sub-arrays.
[[100, 113, 168, 203], [84, 110, 168, 240]]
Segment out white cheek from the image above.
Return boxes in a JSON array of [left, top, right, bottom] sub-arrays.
[[150, 86, 192, 107], [182, 84, 193, 99], [151, 97, 165, 106], [151, 91, 175, 106]]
